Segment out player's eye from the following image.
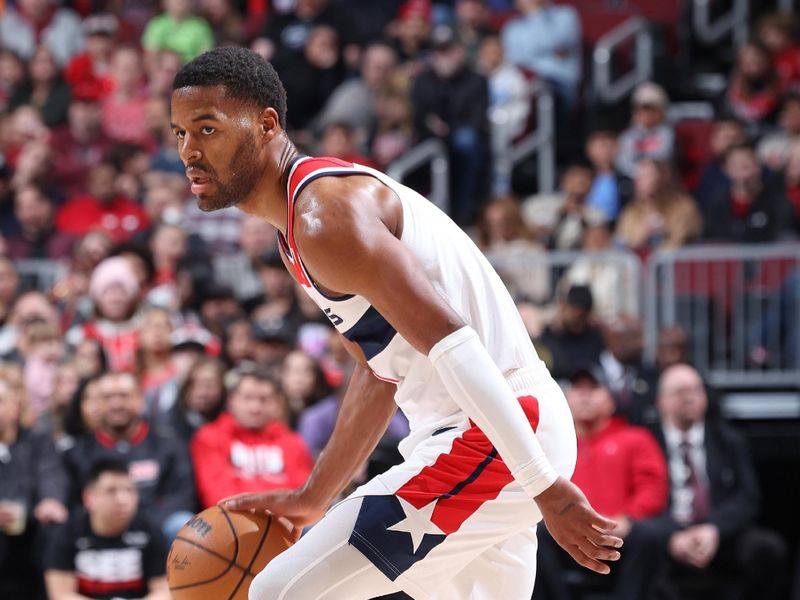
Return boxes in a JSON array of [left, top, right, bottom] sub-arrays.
[[174, 130, 185, 140], [201, 126, 216, 135]]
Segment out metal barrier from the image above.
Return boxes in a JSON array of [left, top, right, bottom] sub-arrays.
[[13, 259, 68, 293], [386, 138, 450, 214], [692, 0, 749, 48], [593, 16, 654, 105], [508, 82, 556, 194], [644, 243, 800, 389]]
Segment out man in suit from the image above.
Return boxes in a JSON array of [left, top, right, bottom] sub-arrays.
[[650, 363, 788, 599]]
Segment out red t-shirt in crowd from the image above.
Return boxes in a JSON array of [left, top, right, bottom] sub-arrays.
[[56, 194, 150, 241]]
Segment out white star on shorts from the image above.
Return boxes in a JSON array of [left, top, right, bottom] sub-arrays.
[[387, 497, 445, 553]]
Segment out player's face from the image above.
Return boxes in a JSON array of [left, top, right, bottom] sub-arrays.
[[171, 85, 264, 212]]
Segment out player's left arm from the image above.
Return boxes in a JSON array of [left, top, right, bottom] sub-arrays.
[[297, 180, 622, 573]]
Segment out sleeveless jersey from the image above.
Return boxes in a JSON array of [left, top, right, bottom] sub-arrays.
[[277, 157, 543, 454]]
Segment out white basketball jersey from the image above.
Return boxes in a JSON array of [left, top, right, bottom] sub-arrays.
[[278, 157, 542, 454]]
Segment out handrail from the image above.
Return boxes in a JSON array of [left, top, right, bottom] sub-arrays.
[[667, 101, 715, 123], [692, 0, 748, 47], [386, 138, 450, 213], [593, 16, 653, 105], [510, 81, 556, 193]]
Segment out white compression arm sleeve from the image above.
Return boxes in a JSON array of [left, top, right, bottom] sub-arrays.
[[429, 326, 559, 498]]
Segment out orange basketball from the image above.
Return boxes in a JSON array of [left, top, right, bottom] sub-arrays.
[[166, 505, 293, 599]]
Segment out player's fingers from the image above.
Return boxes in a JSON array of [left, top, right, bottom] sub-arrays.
[[578, 540, 620, 563], [568, 546, 611, 575], [221, 494, 268, 511], [587, 529, 624, 549], [591, 513, 618, 532]]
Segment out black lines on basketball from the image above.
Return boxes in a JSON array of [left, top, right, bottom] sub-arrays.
[[218, 505, 241, 564], [227, 514, 273, 600]]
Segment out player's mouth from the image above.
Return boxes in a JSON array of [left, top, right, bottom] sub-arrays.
[[187, 168, 214, 195]]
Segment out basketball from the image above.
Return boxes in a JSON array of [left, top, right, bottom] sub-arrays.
[[166, 506, 293, 600]]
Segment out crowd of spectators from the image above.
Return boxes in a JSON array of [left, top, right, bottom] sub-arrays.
[[1, 1, 799, 599]]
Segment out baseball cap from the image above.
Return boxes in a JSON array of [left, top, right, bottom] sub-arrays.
[[568, 364, 608, 388], [431, 24, 459, 49], [252, 318, 295, 346], [632, 82, 669, 109]]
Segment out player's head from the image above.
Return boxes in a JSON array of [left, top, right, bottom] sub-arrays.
[[171, 46, 288, 212], [84, 458, 138, 534]]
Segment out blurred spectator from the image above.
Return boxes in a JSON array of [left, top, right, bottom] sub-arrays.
[[599, 315, 660, 426], [250, 319, 296, 371], [783, 141, 800, 231], [250, 250, 305, 339], [145, 50, 184, 101], [141, 0, 214, 63], [102, 45, 151, 146], [694, 117, 746, 207], [314, 41, 399, 141], [7, 44, 71, 127], [139, 182, 188, 244], [165, 357, 226, 448], [535, 366, 668, 600], [704, 144, 792, 243], [616, 82, 675, 178], [522, 163, 605, 251], [280, 349, 334, 426], [222, 317, 256, 368], [0, 257, 19, 327], [584, 129, 633, 222], [475, 34, 530, 194], [649, 364, 788, 599], [56, 162, 150, 242], [452, 0, 492, 66], [412, 23, 489, 225], [500, 0, 581, 108], [20, 320, 65, 422], [0, 49, 27, 114], [6, 183, 75, 260], [536, 285, 605, 380], [147, 223, 188, 307], [50, 94, 113, 199], [0, 0, 85, 66], [0, 376, 69, 599], [64, 14, 118, 103], [725, 42, 782, 133], [318, 122, 379, 168], [201, 0, 245, 46], [279, 25, 344, 133], [62, 376, 105, 449], [34, 360, 81, 451], [368, 84, 415, 168], [10, 137, 54, 196], [190, 369, 313, 508], [656, 325, 690, 372], [385, 0, 433, 70], [755, 13, 800, 93], [62, 372, 195, 538], [0, 290, 60, 361], [136, 306, 178, 411], [616, 159, 702, 254], [182, 203, 243, 255], [66, 256, 143, 373], [758, 94, 800, 171], [44, 458, 170, 600]]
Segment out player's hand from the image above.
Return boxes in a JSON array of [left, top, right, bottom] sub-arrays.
[[535, 477, 623, 574], [220, 489, 327, 542]]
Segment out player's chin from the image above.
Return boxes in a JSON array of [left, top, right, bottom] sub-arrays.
[[196, 192, 235, 212]]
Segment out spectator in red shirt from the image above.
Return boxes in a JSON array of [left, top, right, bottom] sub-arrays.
[[616, 82, 675, 178], [725, 42, 783, 134], [535, 366, 668, 600], [756, 13, 800, 92], [56, 161, 150, 242], [191, 368, 313, 508], [64, 14, 118, 103]]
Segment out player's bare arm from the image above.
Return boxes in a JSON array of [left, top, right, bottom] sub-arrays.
[[222, 362, 398, 539], [292, 177, 623, 573]]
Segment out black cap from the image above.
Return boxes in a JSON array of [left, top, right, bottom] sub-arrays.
[[251, 318, 295, 345], [568, 364, 608, 388], [170, 327, 211, 353], [254, 250, 284, 270], [565, 285, 594, 312], [200, 282, 235, 302], [431, 24, 459, 49]]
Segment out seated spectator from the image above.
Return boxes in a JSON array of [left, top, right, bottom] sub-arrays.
[[475, 34, 530, 194], [584, 129, 633, 222], [536, 285, 606, 380], [522, 163, 605, 251], [34, 360, 81, 451], [201, 0, 245, 46], [758, 94, 800, 171], [649, 364, 789, 599], [280, 349, 334, 427], [411, 23, 489, 225], [0, 377, 69, 599], [66, 257, 143, 373], [20, 320, 65, 422], [136, 306, 179, 416], [142, 0, 214, 63], [0, 49, 27, 114], [385, 0, 433, 71], [147, 223, 188, 308], [599, 315, 660, 426], [250, 250, 306, 340], [535, 366, 668, 600], [368, 84, 415, 169], [704, 144, 792, 242], [452, 0, 492, 66], [694, 117, 746, 207], [165, 357, 226, 448], [500, 0, 581, 108], [221, 317, 256, 368], [616, 158, 703, 254], [0, 0, 85, 66], [181, 201, 243, 255], [62, 372, 195, 539], [318, 122, 378, 168], [250, 319, 296, 373], [5, 183, 75, 260], [190, 368, 313, 508], [64, 14, 118, 103], [725, 42, 783, 134], [0, 290, 60, 361], [783, 141, 800, 232], [62, 376, 106, 451], [755, 13, 800, 93], [44, 458, 170, 600], [0, 257, 19, 328], [8, 44, 71, 127], [102, 45, 152, 146], [656, 325, 690, 371], [616, 82, 675, 178]]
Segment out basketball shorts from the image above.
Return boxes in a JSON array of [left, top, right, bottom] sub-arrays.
[[249, 364, 577, 600]]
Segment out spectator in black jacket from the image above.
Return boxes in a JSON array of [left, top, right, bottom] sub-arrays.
[[0, 376, 69, 599], [649, 363, 788, 599], [62, 372, 195, 540], [411, 23, 489, 225], [704, 144, 793, 243]]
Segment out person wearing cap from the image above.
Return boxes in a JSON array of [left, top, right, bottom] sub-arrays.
[[616, 82, 675, 179], [536, 285, 606, 380], [535, 365, 668, 600]]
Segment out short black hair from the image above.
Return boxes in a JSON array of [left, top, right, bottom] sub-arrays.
[[87, 458, 130, 487], [173, 46, 288, 129]]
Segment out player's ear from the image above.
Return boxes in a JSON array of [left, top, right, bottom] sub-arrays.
[[259, 108, 280, 139]]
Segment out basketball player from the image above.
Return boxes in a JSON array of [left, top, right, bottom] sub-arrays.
[[170, 47, 623, 600]]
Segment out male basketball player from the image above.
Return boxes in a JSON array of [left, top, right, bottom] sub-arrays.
[[170, 47, 623, 600]]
